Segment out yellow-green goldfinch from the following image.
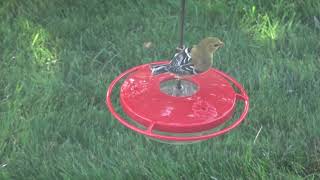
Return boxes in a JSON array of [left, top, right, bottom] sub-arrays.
[[151, 37, 224, 76]]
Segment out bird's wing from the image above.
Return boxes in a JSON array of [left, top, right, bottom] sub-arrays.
[[180, 64, 197, 75], [168, 63, 197, 75], [169, 48, 192, 66]]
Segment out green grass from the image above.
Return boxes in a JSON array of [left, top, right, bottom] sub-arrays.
[[1, 0, 320, 179]]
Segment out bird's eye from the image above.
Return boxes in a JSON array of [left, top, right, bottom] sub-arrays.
[[214, 44, 220, 47]]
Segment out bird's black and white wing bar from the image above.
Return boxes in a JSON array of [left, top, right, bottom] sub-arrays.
[[167, 48, 198, 75], [169, 48, 192, 66], [150, 48, 197, 76]]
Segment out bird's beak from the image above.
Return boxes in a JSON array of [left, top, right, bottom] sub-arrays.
[[219, 41, 224, 47]]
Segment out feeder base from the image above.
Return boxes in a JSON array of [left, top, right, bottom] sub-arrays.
[[120, 63, 237, 133], [106, 61, 249, 142]]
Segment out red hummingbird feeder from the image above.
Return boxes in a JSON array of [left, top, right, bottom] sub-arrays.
[[106, 0, 249, 143]]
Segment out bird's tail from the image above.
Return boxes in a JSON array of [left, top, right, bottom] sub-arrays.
[[150, 64, 169, 75]]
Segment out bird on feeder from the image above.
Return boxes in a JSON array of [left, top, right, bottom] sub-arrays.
[[150, 37, 224, 77]]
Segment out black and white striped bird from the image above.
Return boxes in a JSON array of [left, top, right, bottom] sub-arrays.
[[150, 37, 224, 77]]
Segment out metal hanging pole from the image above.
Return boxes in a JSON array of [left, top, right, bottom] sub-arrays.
[[176, 0, 186, 90], [179, 0, 186, 49]]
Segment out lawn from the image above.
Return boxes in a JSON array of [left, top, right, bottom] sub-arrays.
[[0, 0, 320, 179]]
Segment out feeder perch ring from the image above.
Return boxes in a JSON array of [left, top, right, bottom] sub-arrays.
[[106, 61, 249, 142]]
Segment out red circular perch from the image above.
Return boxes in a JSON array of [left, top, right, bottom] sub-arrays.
[[106, 61, 249, 142]]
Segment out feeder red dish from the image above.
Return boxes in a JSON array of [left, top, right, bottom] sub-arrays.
[[106, 61, 249, 142]]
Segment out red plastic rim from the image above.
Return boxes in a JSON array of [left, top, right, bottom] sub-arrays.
[[106, 61, 249, 142]]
